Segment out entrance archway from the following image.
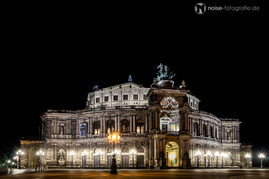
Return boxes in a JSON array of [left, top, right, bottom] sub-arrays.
[[165, 142, 179, 167]]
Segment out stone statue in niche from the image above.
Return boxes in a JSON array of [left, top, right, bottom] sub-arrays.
[[58, 149, 66, 166]]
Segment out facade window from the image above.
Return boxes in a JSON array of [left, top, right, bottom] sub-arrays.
[[143, 94, 147, 100], [121, 119, 130, 133], [215, 128, 218, 139], [122, 147, 129, 153], [107, 120, 115, 134], [80, 124, 86, 137], [171, 124, 175, 131], [113, 95, 118, 101], [96, 97, 100, 103], [203, 124, 208, 137], [137, 147, 144, 153], [227, 130, 232, 140], [104, 96, 109, 102], [193, 123, 199, 136], [93, 121, 100, 135], [59, 124, 64, 135], [136, 119, 144, 134], [123, 94, 128, 100], [170, 121, 179, 132], [210, 126, 214, 138], [162, 124, 167, 131], [133, 94, 138, 100]]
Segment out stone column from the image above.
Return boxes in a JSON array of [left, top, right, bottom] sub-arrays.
[[103, 116, 106, 136], [155, 111, 158, 129], [145, 115, 148, 133], [100, 117, 103, 136], [236, 126, 240, 141], [76, 119, 79, 138], [199, 119, 203, 136], [149, 138, 154, 168], [133, 115, 136, 132], [90, 118, 93, 137], [149, 112, 152, 131], [118, 115, 120, 132], [130, 115, 133, 132], [114, 116, 117, 132], [145, 141, 149, 167], [54, 144, 57, 161]]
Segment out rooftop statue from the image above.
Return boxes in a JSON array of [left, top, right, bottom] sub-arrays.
[[156, 63, 176, 82]]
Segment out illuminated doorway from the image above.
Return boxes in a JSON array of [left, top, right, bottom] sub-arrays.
[[165, 142, 179, 167]]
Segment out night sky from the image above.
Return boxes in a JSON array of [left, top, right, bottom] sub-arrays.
[[1, 7, 267, 166]]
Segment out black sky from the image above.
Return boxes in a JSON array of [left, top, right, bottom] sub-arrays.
[[1, 5, 267, 161]]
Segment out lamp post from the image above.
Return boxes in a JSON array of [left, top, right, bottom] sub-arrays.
[[129, 149, 137, 168], [258, 153, 265, 168], [214, 152, 220, 168], [206, 151, 212, 168], [7, 160, 11, 170], [36, 150, 44, 172], [195, 150, 201, 168], [16, 150, 24, 169], [13, 156, 18, 168], [107, 131, 121, 174], [70, 151, 75, 168], [245, 153, 251, 168]]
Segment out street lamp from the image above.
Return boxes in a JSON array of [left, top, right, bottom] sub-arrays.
[[195, 150, 201, 168], [7, 160, 11, 169], [245, 153, 251, 168], [206, 151, 212, 168], [129, 149, 137, 168], [70, 151, 75, 168], [11, 162, 15, 168], [258, 153, 265, 168], [107, 131, 121, 174], [13, 156, 18, 168], [214, 152, 220, 168], [16, 150, 24, 169], [36, 150, 44, 172]]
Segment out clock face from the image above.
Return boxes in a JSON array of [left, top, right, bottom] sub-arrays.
[[160, 97, 178, 109]]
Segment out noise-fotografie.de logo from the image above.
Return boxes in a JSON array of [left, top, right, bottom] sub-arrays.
[[194, 3, 206, 15]]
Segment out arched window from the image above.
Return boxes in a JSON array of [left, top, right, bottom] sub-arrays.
[[136, 119, 144, 134], [203, 124, 207, 137], [137, 147, 144, 153], [80, 123, 86, 137], [193, 123, 199, 136], [107, 148, 113, 153], [210, 126, 214, 138], [227, 130, 232, 140], [107, 120, 115, 134], [121, 119, 130, 133], [93, 121, 100, 135], [122, 147, 129, 153], [59, 124, 64, 135]]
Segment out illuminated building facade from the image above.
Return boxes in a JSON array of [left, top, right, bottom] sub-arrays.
[[20, 77, 245, 168]]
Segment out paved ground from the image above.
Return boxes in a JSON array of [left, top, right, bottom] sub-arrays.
[[1, 168, 269, 179]]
